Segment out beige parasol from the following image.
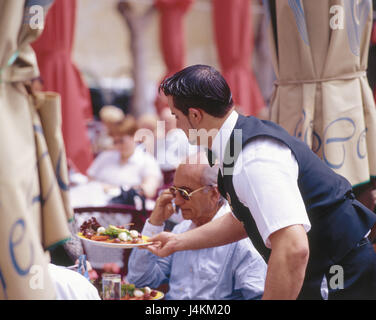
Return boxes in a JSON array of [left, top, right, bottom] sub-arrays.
[[265, 0, 376, 187], [0, 0, 72, 299]]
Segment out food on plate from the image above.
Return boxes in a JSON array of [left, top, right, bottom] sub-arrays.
[[79, 217, 145, 244], [121, 283, 160, 300]]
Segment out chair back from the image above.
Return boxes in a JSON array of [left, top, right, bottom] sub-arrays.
[[162, 169, 175, 186]]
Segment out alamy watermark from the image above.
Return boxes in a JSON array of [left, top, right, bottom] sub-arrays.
[[131, 122, 243, 176], [328, 265, 344, 290], [24, 5, 45, 30], [27, 263, 345, 294], [29, 264, 44, 290]]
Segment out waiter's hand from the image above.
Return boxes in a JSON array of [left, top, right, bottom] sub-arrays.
[[145, 232, 179, 257], [143, 212, 247, 257], [148, 189, 175, 226]]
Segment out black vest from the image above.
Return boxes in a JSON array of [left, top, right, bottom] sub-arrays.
[[216, 115, 376, 274]]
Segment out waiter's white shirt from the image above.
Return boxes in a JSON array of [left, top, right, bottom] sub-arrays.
[[211, 111, 311, 248]]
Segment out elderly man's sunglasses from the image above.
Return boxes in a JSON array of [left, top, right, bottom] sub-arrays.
[[169, 185, 214, 201]]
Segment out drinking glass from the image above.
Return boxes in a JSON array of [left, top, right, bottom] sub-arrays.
[[102, 274, 121, 300]]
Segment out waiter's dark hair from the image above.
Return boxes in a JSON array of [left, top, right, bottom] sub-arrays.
[[159, 64, 233, 118]]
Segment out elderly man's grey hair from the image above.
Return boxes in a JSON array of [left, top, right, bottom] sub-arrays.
[[200, 164, 226, 206], [200, 163, 219, 186], [182, 151, 217, 185], [182, 151, 225, 205]]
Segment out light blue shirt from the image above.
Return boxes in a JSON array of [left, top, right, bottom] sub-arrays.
[[127, 204, 267, 300]]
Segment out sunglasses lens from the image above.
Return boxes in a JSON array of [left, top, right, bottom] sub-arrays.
[[169, 187, 190, 200], [179, 190, 190, 201]]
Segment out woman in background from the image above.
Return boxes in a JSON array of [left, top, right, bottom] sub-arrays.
[[87, 114, 163, 199]]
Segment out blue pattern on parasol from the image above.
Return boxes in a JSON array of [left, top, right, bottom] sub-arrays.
[[344, 0, 371, 56], [288, 0, 310, 46]]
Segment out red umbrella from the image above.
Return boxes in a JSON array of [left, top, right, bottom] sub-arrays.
[[32, 0, 94, 174], [154, 0, 193, 115], [155, 0, 193, 80], [212, 0, 265, 116]]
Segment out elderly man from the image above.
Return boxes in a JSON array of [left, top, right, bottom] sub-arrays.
[[126, 153, 267, 300]]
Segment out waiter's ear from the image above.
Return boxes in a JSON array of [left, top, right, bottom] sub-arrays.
[[188, 108, 202, 125]]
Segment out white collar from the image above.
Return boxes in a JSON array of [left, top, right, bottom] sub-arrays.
[[211, 110, 239, 167]]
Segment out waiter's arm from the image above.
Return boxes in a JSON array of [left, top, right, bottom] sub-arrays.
[[263, 224, 309, 300], [233, 138, 312, 299], [146, 212, 248, 257]]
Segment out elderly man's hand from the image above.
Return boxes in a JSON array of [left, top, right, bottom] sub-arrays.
[[149, 189, 175, 226], [144, 232, 179, 257]]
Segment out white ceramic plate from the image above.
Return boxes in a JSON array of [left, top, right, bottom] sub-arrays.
[[77, 233, 152, 248]]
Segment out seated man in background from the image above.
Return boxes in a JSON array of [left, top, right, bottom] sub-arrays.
[[126, 152, 267, 300], [136, 107, 199, 173], [155, 107, 199, 172], [87, 114, 163, 199], [96, 105, 127, 153], [137, 112, 159, 157]]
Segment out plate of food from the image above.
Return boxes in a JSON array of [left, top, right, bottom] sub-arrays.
[[121, 284, 164, 300], [77, 217, 152, 248]]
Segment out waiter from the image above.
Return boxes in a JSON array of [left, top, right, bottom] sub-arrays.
[[146, 64, 376, 300]]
